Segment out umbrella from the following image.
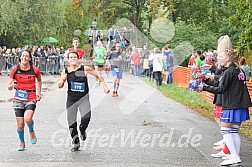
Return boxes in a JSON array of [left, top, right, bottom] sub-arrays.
[[42, 37, 58, 43]]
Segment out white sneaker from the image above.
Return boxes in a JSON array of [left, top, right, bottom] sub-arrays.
[[222, 155, 231, 160], [222, 155, 241, 161], [211, 151, 230, 158], [213, 139, 224, 146], [220, 157, 241, 166]]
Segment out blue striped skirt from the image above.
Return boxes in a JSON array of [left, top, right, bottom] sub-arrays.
[[220, 108, 250, 123]]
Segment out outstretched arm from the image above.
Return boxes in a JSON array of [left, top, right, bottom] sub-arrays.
[[199, 70, 231, 94], [85, 66, 110, 94]]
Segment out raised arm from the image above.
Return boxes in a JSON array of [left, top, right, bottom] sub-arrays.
[[58, 69, 67, 88]]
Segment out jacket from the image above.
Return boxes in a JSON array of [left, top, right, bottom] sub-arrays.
[[203, 63, 252, 109], [149, 53, 163, 72]]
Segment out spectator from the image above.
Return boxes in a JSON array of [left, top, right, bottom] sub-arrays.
[[188, 49, 197, 67], [141, 45, 150, 77], [187, 66, 204, 92], [239, 57, 251, 81], [202, 53, 217, 75], [162, 46, 169, 84], [195, 50, 203, 66], [130, 48, 141, 77], [167, 48, 174, 84], [149, 48, 163, 86]]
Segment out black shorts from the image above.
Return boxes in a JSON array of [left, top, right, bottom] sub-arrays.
[[13, 100, 37, 117], [93, 62, 104, 68]]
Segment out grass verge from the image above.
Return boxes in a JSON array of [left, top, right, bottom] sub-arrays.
[[142, 77, 252, 140]]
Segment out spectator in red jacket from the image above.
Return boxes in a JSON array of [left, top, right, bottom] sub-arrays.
[[130, 48, 141, 76]]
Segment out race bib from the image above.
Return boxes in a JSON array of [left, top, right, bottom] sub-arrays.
[[96, 54, 101, 58], [70, 82, 85, 92], [15, 89, 28, 101], [114, 68, 120, 73]]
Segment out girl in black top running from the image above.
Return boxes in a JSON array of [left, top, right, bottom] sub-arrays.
[[58, 51, 110, 152]]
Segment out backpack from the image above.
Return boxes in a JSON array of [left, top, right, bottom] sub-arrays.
[[162, 59, 168, 71], [166, 53, 174, 67], [13, 64, 37, 79]]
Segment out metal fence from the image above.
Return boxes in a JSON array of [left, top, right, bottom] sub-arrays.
[[0, 55, 19, 75], [0, 55, 5, 72], [34, 56, 62, 74], [1, 54, 132, 75], [0, 55, 64, 75]]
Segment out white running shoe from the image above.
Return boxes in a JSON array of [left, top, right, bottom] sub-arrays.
[[222, 155, 231, 160], [220, 157, 241, 166], [211, 151, 230, 158], [213, 139, 224, 146]]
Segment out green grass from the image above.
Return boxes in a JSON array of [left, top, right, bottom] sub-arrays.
[[142, 78, 252, 140]]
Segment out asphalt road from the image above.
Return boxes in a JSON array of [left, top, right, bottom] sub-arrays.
[[0, 73, 251, 167]]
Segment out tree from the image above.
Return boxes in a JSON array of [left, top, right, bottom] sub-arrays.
[[122, 0, 147, 29], [0, 0, 68, 47], [228, 0, 252, 51], [88, 0, 121, 28]]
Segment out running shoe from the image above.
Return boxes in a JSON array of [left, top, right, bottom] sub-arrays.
[[112, 91, 116, 97], [18, 142, 25, 151], [211, 151, 230, 158], [220, 157, 241, 166], [80, 131, 87, 141], [71, 144, 80, 152], [30, 132, 37, 144], [222, 155, 231, 160]]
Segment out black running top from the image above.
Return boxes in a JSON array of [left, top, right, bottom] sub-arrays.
[[65, 66, 89, 101]]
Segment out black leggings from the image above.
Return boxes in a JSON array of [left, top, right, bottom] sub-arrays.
[[66, 94, 91, 145], [153, 71, 162, 86]]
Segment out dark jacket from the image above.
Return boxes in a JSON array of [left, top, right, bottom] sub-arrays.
[[204, 66, 226, 106], [203, 63, 252, 110]]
